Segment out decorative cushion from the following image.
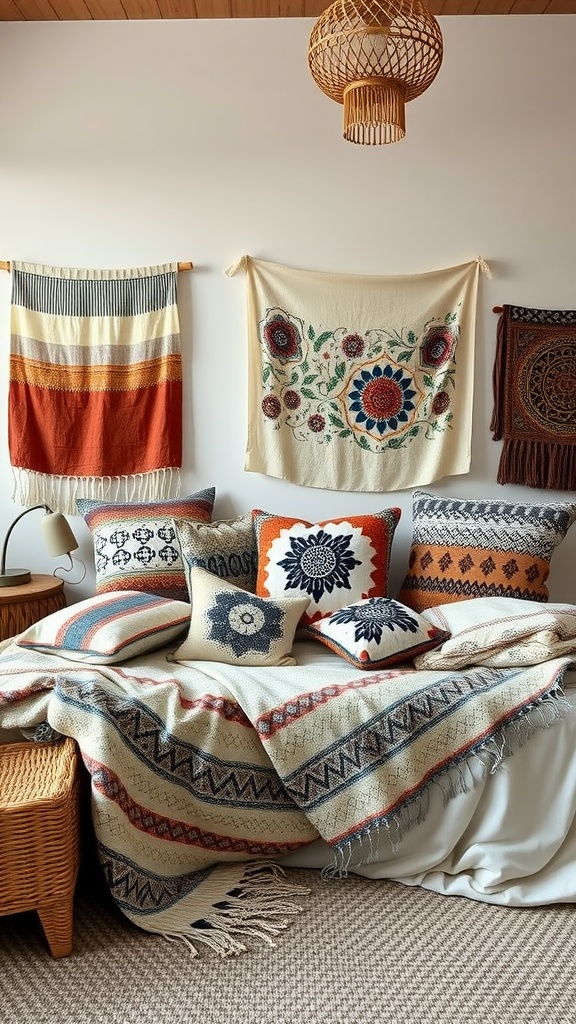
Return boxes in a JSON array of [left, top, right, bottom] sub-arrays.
[[174, 514, 257, 597], [16, 591, 191, 664], [398, 490, 576, 613], [302, 597, 450, 670], [171, 566, 310, 666], [416, 596, 576, 670], [252, 508, 401, 626], [76, 488, 215, 600]]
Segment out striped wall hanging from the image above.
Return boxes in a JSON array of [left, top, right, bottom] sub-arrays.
[[8, 261, 183, 514]]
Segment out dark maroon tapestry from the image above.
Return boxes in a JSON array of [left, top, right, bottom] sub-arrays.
[[491, 304, 576, 490]]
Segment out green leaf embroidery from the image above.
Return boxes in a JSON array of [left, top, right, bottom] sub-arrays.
[[397, 350, 413, 362], [329, 413, 344, 428], [301, 388, 317, 400], [316, 331, 333, 345], [302, 374, 318, 384], [339, 429, 352, 438], [308, 325, 315, 341]]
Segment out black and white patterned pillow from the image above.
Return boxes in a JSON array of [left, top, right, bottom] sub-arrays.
[[76, 488, 215, 600], [173, 514, 257, 596]]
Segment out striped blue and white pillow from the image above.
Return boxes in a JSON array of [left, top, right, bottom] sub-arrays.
[[16, 591, 190, 664]]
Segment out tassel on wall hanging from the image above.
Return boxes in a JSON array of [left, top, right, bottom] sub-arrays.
[[7, 261, 188, 514], [491, 304, 576, 491], [226, 255, 489, 493]]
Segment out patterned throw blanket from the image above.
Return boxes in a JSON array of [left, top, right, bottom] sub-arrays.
[[8, 261, 182, 513], [0, 643, 570, 956], [491, 304, 576, 490], [227, 256, 489, 492]]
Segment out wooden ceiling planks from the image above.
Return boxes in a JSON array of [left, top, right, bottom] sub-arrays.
[[1, 0, 575, 20]]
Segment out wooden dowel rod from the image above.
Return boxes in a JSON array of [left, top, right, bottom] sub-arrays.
[[0, 260, 193, 272]]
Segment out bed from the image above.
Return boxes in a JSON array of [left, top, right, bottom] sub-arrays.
[[2, 489, 576, 956], [1, 592, 576, 957]]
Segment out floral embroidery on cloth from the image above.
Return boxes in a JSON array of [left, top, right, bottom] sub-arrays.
[[227, 256, 488, 492]]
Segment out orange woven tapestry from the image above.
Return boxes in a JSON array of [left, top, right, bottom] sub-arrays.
[[491, 304, 576, 491], [8, 261, 183, 514]]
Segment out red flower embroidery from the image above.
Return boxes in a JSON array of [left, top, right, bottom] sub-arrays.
[[420, 327, 455, 368]]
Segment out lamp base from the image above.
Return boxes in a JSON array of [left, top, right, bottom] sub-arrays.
[[0, 569, 32, 587]]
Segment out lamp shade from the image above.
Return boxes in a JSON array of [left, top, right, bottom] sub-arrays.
[[0, 504, 79, 588], [308, 0, 443, 145], [40, 512, 79, 558]]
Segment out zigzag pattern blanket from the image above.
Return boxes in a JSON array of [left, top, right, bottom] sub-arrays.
[[0, 641, 570, 956]]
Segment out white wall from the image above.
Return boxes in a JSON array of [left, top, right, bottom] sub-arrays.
[[0, 15, 575, 603]]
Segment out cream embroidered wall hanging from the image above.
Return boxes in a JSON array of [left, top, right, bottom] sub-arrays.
[[227, 256, 489, 493]]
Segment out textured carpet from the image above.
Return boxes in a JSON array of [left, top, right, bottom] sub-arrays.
[[0, 869, 575, 1024]]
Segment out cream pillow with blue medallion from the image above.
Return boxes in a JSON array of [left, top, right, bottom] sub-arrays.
[[171, 566, 310, 667]]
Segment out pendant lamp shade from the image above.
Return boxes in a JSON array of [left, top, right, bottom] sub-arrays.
[[308, 0, 443, 145]]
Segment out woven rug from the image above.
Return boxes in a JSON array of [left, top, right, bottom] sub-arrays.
[[227, 256, 489, 492], [8, 261, 183, 513], [1, 870, 575, 1024], [491, 304, 576, 490]]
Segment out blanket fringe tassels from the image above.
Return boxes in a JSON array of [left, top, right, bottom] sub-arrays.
[[11, 467, 182, 515], [324, 673, 570, 874], [138, 862, 310, 959]]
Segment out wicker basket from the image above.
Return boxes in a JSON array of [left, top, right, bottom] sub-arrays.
[[0, 738, 81, 957]]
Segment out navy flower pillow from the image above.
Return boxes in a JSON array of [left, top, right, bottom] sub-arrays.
[[302, 597, 450, 669], [253, 508, 400, 626], [171, 567, 310, 667]]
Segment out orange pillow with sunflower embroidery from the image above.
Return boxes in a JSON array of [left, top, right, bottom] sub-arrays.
[[252, 508, 401, 626], [398, 490, 576, 613]]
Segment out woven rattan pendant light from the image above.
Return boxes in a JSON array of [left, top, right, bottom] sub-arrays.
[[308, 0, 443, 145]]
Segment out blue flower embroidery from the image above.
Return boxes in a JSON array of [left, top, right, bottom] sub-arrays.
[[207, 592, 284, 657], [348, 364, 417, 435], [278, 529, 361, 603], [330, 598, 420, 644]]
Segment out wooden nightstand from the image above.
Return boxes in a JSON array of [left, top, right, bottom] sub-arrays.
[[0, 574, 66, 642]]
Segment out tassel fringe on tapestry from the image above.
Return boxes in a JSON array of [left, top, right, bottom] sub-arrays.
[[8, 261, 183, 514]]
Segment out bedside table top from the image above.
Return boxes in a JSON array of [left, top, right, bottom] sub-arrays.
[[0, 574, 65, 606]]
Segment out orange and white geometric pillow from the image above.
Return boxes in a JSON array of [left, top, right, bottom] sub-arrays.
[[398, 490, 576, 613]]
